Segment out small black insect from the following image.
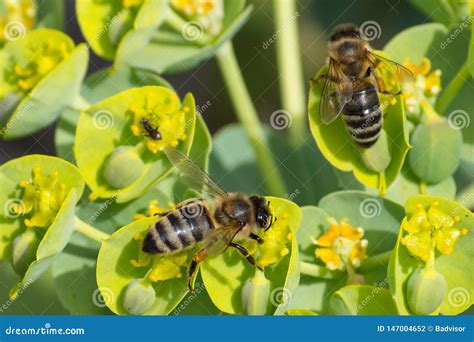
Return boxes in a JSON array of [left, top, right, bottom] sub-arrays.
[[140, 118, 162, 141]]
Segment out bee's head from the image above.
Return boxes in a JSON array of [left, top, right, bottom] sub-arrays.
[[250, 195, 274, 230]]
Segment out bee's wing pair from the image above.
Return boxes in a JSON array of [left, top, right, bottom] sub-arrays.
[[164, 147, 243, 254], [319, 52, 413, 125]]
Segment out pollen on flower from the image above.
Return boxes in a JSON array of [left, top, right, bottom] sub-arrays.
[[312, 217, 368, 271], [122, 0, 143, 8], [401, 202, 468, 262], [12, 168, 67, 229], [255, 207, 292, 267], [13, 38, 70, 92], [171, 0, 216, 16], [401, 57, 442, 118], [129, 92, 187, 154]]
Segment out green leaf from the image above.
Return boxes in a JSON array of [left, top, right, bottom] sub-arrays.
[[308, 61, 410, 194], [74, 86, 196, 202], [51, 232, 110, 315], [0, 155, 84, 297], [329, 285, 398, 315], [388, 195, 474, 315], [0, 262, 68, 315], [285, 206, 343, 314], [200, 197, 302, 315], [368, 166, 456, 206], [408, 121, 463, 184], [408, 0, 459, 28], [1, 30, 88, 139], [96, 216, 190, 315], [209, 124, 340, 205]]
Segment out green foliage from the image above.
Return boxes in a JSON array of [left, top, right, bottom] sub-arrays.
[[0, 1, 472, 317], [388, 195, 473, 315]]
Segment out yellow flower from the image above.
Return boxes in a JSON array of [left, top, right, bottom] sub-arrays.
[[171, 0, 217, 16], [256, 211, 291, 267], [312, 218, 368, 271], [13, 38, 70, 92], [129, 92, 187, 153], [12, 167, 67, 228], [402, 58, 442, 117], [0, 0, 36, 43], [133, 200, 175, 220], [401, 202, 468, 262]]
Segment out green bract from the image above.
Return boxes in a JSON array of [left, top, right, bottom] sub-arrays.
[[55, 66, 172, 164], [308, 58, 410, 194], [388, 195, 474, 315], [329, 285, 398, 315], [75, 86, 197, 203], [0, 155, 84, 298], [0, 29, 88, 139], [409, 121, 462, 184], [201, 197, 301, 315], [285, 191, 404, 314], [76, 0, 252, 74]]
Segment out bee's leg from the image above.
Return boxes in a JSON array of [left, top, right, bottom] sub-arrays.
[[249, 233, 264, 244], [187, 249, 208, 292], [229, 242, 263, 271]]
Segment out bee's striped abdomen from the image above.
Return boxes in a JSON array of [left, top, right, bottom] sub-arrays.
[[343, 84, 382, 148], [142, 199, 214, 255]]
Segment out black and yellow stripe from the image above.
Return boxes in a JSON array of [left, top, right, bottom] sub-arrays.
[[142, 199, 214, 255]]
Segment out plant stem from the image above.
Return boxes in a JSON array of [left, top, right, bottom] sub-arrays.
[[272, 0, 307, 146], [299, 261, 343, 279], [74, 217, 110, 243], [162, 9, 210, 46], [216, 42, 287, 196], [436, 62, 470, 114], [419, 180, 428, 194], [358, 250, 392, 273]]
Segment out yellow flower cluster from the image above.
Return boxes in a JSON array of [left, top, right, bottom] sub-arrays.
[[13, 167, 66, 228], [255, 211, 291, 267], [402, 58, 442, 116], [0, 0, 35, 43], [14, 39, 70, 92], [171, 0, 216, 16], [312, 218, 368, 271], [401, 202, 468, 262], [130, 92, 187, 153]]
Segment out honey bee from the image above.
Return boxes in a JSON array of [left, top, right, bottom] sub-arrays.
[[142, 147, 275, 291], [316, 23, 413, 147], [140, 118, 162, 141]]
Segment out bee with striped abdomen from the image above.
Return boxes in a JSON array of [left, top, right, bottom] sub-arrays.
[[142, 148, 274, 291], [316, 23, 412, 147]]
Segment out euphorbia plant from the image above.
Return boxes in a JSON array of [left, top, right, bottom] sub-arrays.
[[0, 0, 472, 317]]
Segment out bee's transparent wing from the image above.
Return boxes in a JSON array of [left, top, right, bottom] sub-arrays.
[[319, 61, 352, 124], [367, 51, 414, 95], [164, 147, 226, 197], [202, 226, 242, 256]]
